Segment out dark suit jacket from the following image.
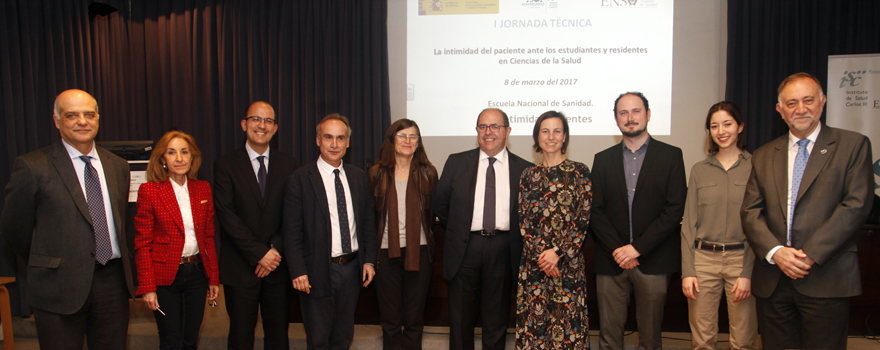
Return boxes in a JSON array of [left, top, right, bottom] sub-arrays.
[[282, 161, 377, 298], [214, 147, 298, 287], [134, 179, 219, 295], [741, 125, 873, 298], [432, 148, 531, 281], [590, 138, 687, 276], [0, 142, 136, 314]]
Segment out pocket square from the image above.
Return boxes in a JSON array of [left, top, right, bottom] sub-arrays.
[[200, 200, 208, 204]]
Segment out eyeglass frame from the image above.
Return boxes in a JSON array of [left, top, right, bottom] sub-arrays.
[[475, 123, 509, 132], [395, 133, 419, 142], [245, 116, 276, 125]]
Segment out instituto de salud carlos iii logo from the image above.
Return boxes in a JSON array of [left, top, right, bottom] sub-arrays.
[[839, 70, 866, 88]]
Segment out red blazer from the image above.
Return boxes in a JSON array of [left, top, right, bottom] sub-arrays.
[[134, 179, 219, 295]]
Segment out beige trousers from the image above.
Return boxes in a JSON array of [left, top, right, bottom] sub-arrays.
[[688, 248, 758, 350]]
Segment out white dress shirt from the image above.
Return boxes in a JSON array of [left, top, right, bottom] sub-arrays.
[[316, 157, 359, 257], [62, 139, 121, 259], [170, 178, 200, 257], [245, 142, 270, 179], [766, 123, 821, 264], [470, 148, 511, 231]]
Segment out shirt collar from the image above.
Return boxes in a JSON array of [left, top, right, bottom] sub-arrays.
[[170, 177, 188, 196], [316, 156, 343, 173], [245, 142, 270, 161], [788, 123, 821, 150], [62, 139, 98, 160], [479, 147, 508, 164], [622, 136, 650, 154]]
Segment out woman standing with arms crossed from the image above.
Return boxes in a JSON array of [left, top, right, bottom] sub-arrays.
[[681, 102, 758, 350], [368, 119, 438, 350], [135, 131, 220, 350], [516, 111, 591, 349]]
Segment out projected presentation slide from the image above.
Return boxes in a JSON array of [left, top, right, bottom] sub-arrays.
[[407, 0, 673, 136]]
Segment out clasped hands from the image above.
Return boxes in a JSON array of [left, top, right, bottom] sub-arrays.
[[612, 244, 640, 270], [255, 247, 282, 278], [772, 247, 814, 279], [538, 248, 561, 277]]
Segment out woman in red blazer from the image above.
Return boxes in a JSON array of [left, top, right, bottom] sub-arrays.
[[135, 130, 219, 350]]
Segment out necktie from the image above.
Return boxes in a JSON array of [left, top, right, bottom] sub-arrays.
[[482, 157, 497, 234], [788, 139, 810, 246], [257, 156, 267, 198], [334, 169, 352, 254], [80, 156, 113, 265]]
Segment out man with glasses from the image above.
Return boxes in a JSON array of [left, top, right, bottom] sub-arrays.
[[433, 108, 531, 350], [213, 101, 298, 349]]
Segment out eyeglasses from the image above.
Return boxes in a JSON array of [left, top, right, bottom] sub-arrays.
[[476, 124, 508, 132], [396, 133, 419, 142], [245, 116, 276, 125]]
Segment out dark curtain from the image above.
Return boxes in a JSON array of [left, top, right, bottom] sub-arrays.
[[0, 0, 390, 315], [726, 0, 880, 151]]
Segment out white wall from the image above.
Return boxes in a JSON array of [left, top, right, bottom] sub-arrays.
[[387, 0, 727, 174]]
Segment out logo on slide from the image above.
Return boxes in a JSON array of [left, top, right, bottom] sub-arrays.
[[839, 70, 866, 88]]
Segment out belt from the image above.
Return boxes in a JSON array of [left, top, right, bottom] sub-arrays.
[[180, 254, 199, 264], [470, 229, 509, 236], [694, 241, 744, 252], [331, 251, 358, 264]]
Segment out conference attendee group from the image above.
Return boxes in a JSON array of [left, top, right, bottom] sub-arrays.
[[0, 71, 872, 350]]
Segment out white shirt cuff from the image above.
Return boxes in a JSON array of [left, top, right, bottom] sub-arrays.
[[766, 245, 784, 265]]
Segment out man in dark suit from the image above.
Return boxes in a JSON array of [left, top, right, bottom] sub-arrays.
[[590, 92, 686, 350], [214, 101, 298, 350], [741, 72, 873, 350], [433, 108, 531, 350], [0, 89, 136, 349], [283, 113, 377, 350]]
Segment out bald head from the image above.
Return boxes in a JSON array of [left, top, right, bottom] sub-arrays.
[[54, 89, 99, 120]]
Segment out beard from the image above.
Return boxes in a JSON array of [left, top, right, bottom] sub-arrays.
[[621, 126, 646, 138]]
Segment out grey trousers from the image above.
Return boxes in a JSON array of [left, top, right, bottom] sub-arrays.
[[596, 267, 669, 350]]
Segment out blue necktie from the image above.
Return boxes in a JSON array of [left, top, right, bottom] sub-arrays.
[[334, 169, 352, 254], [80, 156, 113, 265], [788, 139, 810, 246]]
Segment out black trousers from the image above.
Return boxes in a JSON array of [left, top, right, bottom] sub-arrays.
[[153, 260, 210, 350], [756, 277, 850, 350], [375, 245, 433, 350], [448, 232, 511, 350], [33, 258, 130, 350], [299, 257, 362, 350], [224, 279, 292, 350]]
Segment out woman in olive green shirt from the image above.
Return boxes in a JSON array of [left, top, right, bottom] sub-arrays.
[[680, 101, 758, 350]]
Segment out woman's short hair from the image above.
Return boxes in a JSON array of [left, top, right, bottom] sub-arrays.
[[704, 101, 746, 155], [145, 130, 202, 183], [531, 110, 570, 154]]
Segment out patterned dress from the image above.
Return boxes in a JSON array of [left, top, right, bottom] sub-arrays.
[[516, 159, 592, 349]]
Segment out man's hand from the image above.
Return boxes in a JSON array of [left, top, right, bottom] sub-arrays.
[[293, 275, 311, 294], [538, 249, 560, 273], [255, 265, 271, 278], [613, 244, 641, 268], [731, 277, 751, 302], [362, 264, 376, 287], [772, 247, 812, 279], [682, 277, 700, 301], [258, 248, 282, 271]]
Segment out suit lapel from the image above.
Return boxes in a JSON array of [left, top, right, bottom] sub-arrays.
[[343, 164, 360, 229], [771, 137, 789, 219], [308, 164, 331, 229], [796, 127, 835, 206], [234, 148, 265, 208], [159, 180, 186, 233], [52, 143, 93, 226], [264, 149, 286, 206], [96, 147, 125, 234], [464, 149, 480, 218], [633, 140, 658, 200], [609, 143, 628, 206]]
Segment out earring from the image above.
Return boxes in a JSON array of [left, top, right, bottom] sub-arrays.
[[162, 163, 167, 171]]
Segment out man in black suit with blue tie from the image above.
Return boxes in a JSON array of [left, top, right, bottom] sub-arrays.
[[741, 72, 874, 350], [283, 113, 377, 350], [433, 108, 531, 350], [214, 101, 298, 350]]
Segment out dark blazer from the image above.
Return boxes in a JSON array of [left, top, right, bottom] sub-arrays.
[[134, 179, 219, 295], [214, 147, 298, 287], [741, 125, 873, 298], [432, 148, 531, 281], [590, 138, 687, 276], [0, 142, 136, 314], [282, 161, 377, 297]]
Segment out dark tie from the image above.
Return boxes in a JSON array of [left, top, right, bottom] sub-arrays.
[[80, 156, 113, 265], [788, 139, 810, 246], [257, 155, 267, 198], [483, 157, 497, 234], [334, 169, 352, 254]]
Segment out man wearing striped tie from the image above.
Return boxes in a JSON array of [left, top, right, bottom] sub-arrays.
[[1, 89, 136, 349], [741, 72, 874, 350]]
